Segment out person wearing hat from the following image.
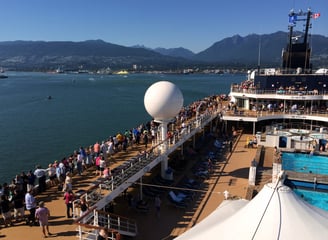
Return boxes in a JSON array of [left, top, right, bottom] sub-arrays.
[[35, 201, 52, 238]]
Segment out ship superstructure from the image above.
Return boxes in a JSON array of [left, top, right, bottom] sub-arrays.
[[224, 8, 328, 141]]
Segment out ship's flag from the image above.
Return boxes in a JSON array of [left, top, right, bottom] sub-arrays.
[[312, 13, 320, 19], [289, 15, 297, 24]]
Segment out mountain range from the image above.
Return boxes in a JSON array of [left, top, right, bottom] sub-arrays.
[[154, 32, 328, 67], [0, 31, 327, 71]]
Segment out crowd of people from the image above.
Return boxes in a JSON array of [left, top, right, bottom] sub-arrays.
[[0, 94, 224, 238]]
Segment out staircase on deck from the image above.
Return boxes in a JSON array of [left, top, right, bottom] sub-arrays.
[[256, 146, 274, 185]]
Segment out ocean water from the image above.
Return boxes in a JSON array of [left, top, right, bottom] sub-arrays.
[[0, 71, 243, 183]]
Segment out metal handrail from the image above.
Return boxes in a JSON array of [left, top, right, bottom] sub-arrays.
[[75, 207, 138, 238], [230, 87, 328, 96], [223, 109, 328, 118]]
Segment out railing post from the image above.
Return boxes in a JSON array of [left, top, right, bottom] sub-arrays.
[[108, 212, 111, 229], [94, 209, 98, 226], [78, 225, 82, 240]]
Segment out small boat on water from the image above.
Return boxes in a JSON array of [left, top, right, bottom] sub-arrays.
[[0, 67, 8, 78], [55, 67, 64, 73], [114, 70, 129, 75]]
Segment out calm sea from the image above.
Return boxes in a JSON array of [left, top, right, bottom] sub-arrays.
[[0, 71, 243, 183]]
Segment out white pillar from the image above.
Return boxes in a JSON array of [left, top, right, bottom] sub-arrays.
[[248, 166, 256, 186], [286, 137, 292, 148], [139, 177, 143, 201], [160, 121, 168, 152], [158, 120, 170, 179], [272, 163, 282, 184]]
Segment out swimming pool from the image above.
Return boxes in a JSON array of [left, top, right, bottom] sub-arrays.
[[282, 152, 328, 175], [284, 178, 328, 212], [275, 131, 292, 136], [283, 152, 328, 212], [289, 129, 310, 135], [293, 188, 328, 211], [291, 135, 313, 142], [309, 133, 328, 139]]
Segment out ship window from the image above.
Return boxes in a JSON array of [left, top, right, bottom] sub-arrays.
[[237, 99, 246, 108]]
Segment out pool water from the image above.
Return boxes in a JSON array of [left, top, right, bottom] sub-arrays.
[[293, 188, 328, 211], [289, 129, 310, 135], [283, 152, 328, 212], [282, 152, 328, 175]]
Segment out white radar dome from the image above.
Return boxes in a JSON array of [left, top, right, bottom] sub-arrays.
[[144, 81, 184, 121]]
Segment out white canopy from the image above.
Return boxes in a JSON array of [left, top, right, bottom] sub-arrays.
[[175, 182, 328, 240]]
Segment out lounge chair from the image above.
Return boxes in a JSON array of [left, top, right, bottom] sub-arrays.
[[194, 170, 209, 179], [176, 191, 194, 200], [167, 193, 188, 209], [169, 191, 189, 203]]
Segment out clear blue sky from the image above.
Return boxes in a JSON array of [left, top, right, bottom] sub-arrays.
[[1, 0, 327, 53]]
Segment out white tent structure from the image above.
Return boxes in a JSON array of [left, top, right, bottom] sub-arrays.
[[175, 181, 328, 240]]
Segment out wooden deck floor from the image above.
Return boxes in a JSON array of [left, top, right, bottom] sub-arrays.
[[0, 133, 259, 240]]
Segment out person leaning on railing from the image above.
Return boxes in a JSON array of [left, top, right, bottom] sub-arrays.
[[34, 165, 47, 194], [97, 228, 108, 240]]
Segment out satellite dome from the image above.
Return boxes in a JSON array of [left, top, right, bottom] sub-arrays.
[[144, 81, 184, 121]]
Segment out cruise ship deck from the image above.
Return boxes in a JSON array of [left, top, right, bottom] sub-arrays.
[[0, 116, 262, 239]]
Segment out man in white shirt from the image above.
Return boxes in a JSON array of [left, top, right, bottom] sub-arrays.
[[25, 189, 37, 226], [34, 165, 47, 193]]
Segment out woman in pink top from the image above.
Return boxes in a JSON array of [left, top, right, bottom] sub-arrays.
[[35, 201, 52, 238], [103, 167, 111, 178], [95, 155, 101, 176], [99, 156, 106, 176]]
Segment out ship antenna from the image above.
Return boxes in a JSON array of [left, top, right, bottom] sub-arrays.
[[304, 8, 312, 72], [257, 35, 261, 74]]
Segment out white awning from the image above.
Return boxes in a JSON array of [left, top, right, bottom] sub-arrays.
[[175, 182, 328, 240]]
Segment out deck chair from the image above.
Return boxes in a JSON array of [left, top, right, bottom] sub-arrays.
[[169, 191, 185, 203]]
